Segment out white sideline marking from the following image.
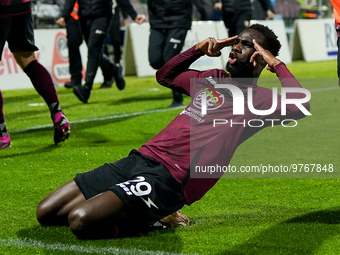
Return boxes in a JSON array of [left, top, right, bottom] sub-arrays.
[[9, 86, 340, 134], [28, 103, 45, 107], [0, 238, 193, 255], [309, 86, 339, 92]]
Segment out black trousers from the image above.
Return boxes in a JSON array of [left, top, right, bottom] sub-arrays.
[[148, 28, 188, 102], [80, 16, 113, 87], [66, 17, 83, 84], [221, 10, 252, 37], [148, 28, 188, 69], [107, 12, 123, 63]]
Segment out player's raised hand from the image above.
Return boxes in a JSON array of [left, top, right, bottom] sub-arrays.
[[250, 39, 281, 72], [195, 35, 238, 57]]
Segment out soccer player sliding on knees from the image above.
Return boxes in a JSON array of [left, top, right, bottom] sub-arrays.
[[37, 24, 310, 239]]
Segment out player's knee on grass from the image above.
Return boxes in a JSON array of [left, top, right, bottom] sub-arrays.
[[36, 200, 48, 225], [36, 199, 54, 225], [68, 208, 120, 239], [36, 199, 69, 226], [68, 207, 104, 239], [68, 208, 87, 239]]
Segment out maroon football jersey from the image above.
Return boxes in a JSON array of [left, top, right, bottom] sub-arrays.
[[139, 46, 310, 205]]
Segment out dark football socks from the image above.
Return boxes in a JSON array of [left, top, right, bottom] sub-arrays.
[[24, 60, 59, 106]]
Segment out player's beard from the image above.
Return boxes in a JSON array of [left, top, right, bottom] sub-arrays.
[[226, 56, 254, 78]]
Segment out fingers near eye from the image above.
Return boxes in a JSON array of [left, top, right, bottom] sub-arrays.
[[213, 38, 220, 51], [209, 37, 219, 54], [252, 39, 263, 51], [250, 51, 261, 63], [250, 52, 256, 62], [208, 37, 214, 53]]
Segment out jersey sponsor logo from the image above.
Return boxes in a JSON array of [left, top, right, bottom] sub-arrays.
[[179, 106, 205, 123], [116, 176, 159, 209], [193, 81, 225, 114]]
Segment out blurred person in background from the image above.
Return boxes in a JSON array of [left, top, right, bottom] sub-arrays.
[[214, 0, 276, 37], [330, 0, 340, 86], [273, 0, 300, 28], [252, 0, 276, 20], [0, 0, 70, 149], [147, 0, 193, 108], [100, 2, 132, 88], [61, 1, 83, 89], [59, 0, 141, 90], [56, 0, 146, 103], [192, 0, 215, 20]]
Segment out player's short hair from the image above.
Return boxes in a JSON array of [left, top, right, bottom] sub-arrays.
[[247, 24, 281, 57]]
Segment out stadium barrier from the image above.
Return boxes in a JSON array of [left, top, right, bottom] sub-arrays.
[[0, 29, 103, 91], [291, 18, 337, 62], [124, 20, 292, 77], [1, 19, 336, 91], [124, 21, 229, 77]]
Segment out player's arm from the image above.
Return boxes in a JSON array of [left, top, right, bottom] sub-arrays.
[[251, 40, 311, 118], [156, 47, 203, 95], [250, 39, 306, 89], [195, 36, 238, 57], [250, 39, 281, 72], [257, 0, 276, 19], [156, 36, 237, 93], [116, 0, 146, 24], [56, 0, 76, 27]]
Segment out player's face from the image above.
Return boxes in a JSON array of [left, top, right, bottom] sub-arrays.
[[226, 29, 265, 78]]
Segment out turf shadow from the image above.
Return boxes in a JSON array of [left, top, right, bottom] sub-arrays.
[[109, 93, 173, 105], [2, 115, 160, 159], [2, 93, 42, 104], [66, 115, 156, 147], [285, 208, 340, 224], [0, 144, 59, 160], [217, 208, 340, 255], [4, 108, 47, 121]]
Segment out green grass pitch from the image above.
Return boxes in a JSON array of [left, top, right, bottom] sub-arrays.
[[0, 60, 339, 254]]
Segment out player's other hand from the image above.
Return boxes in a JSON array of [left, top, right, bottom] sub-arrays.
[[250, 39, 281, 72], [266, 9, 276, 20], [135, 14, 147, 24], [195, 35, 238, 57], [56, 17, 66, 28], [214, 2, 222, 11]]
